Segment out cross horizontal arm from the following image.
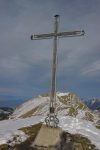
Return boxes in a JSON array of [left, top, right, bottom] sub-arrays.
[[30, 30, 85, 40], [58, 30, 85, 38], [31, 33, 54, 40]]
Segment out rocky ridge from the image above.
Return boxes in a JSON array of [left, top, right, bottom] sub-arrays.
[[11, 92, 99, 126]]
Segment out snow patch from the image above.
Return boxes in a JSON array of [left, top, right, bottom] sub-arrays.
[[59, 116, 100, 150], [12, 97, 49, 118], [0, 115, 100, 149], [0, 116, 42, 146], [57, 92, 69, 97]]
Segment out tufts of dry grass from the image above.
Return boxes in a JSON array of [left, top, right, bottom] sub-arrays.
[[20, 107, 39, 118], [0, 144, 8, 150], [19, 123, 42, 136]]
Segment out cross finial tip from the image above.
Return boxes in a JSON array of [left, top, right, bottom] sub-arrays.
[[54, 14, 60, 18]]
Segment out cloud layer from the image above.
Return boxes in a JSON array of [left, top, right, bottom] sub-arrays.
[[0, 0, 100, 99]]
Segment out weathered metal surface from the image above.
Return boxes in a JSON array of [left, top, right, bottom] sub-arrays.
[[31, 15, 85, 127]]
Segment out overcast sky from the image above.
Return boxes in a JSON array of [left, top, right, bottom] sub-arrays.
[[0, 0, 100, 101]]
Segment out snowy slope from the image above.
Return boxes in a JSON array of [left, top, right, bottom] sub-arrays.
[[0, 115, 100, 149], [11, 92, 98, 123], [11, 96, 49, 118], [59, 116, 100, 149], [0, 116, 41, 145], [0, 92, 100, 149]]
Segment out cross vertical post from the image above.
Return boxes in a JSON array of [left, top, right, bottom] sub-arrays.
[[49, 15, 59, 127], [30, 15, 85, 127], [50, 15, 59, 113]]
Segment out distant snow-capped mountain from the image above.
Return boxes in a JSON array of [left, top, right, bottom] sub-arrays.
[[83, 98, 100, 111]]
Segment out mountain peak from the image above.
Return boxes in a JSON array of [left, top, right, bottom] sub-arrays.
[[0, 91, 100, 149], [11, 91, 98, 123]]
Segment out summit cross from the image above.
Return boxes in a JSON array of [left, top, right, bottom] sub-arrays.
[[31, 15, 85, 127]]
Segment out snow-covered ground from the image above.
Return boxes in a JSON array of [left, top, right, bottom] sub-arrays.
[[0, 116, 41, 145], [0, 115, 100, 149], [57, 92, 69, 97], [0, 92, 100, 149], [12, 97, 49, 118], [59, 116, 100, 149]]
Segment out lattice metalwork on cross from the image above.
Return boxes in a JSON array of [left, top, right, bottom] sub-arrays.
[[31, 15, 85, 127]]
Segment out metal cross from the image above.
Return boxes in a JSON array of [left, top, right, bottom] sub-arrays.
[[31, 15, 85, 127]]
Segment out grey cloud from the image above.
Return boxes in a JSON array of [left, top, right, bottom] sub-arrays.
[[0, 0, 100, 97]]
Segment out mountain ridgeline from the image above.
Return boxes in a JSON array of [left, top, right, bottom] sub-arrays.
[[11, 92, 99, 126], [83, 98, 100, 111], [0, 92, 100, 150]]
